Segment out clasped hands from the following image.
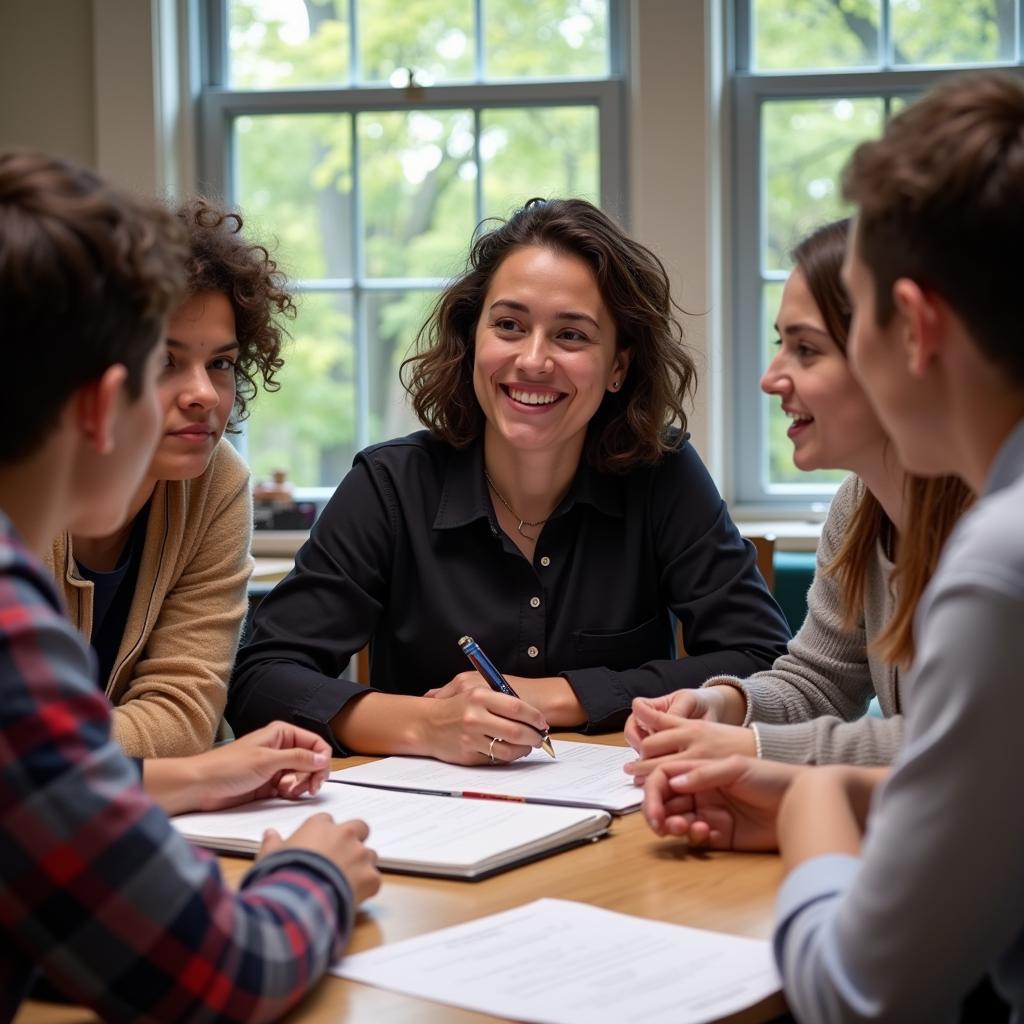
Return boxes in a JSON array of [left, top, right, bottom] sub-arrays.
[[628, 689, 886, 859], [622, 687, 784, 850]]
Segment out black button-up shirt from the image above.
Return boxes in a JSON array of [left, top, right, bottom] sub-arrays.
[[228, 430, 791, 751]]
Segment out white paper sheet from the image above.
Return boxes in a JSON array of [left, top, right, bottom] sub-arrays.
[[334, 897, 781, 1023], [330, 740, 642, 814]]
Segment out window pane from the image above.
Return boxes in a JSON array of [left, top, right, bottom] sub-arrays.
[[366, 290, 437, 445], [247, 291, 356, 488], [229, 0, 350, 89], [481, 106, 599, 218], [753, 0, 880, 71], [359, 110, 476, 279], [891, 0, 1015, 65], [235, 113, 354, 281], [358, 0, 473, 85], [762, 98, 883, 273], [485, 0, 609, 79], [761, 283, 846, 488]]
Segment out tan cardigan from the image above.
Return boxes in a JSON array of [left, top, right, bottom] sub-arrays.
[[45, 440, 254, 758]]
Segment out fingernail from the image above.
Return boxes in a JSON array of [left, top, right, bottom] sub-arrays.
[[313, 753, 328, 766]]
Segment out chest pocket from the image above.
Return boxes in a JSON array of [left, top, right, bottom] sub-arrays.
[[572, 614, 669, 671]]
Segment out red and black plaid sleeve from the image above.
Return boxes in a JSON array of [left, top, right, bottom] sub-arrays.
[[0, 521, 354, 1023]]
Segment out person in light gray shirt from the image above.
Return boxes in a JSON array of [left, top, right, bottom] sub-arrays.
[[641, 72, 1024, 1022], [625, 220, 970, 771]]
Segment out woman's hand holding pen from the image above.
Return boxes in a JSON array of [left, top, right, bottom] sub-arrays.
[[426, 671, 585, 728], [419, 682, 549, 766]]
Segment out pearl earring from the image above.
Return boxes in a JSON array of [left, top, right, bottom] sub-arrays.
[[610, 380, 620, 391]]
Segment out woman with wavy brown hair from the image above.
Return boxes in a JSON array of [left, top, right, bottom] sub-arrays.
[[625, 218, 973, 774], [228, 197, 791, 766], [46, 198, 293, 758]]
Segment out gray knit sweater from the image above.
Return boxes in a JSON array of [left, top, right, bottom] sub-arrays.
[[704, 475, 902, 765]]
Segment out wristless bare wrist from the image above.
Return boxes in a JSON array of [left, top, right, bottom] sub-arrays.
[[707, 682, 748, 725]]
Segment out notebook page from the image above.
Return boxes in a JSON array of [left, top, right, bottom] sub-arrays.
[[171, 786, 607, 873], [330, 740, 642, 813]]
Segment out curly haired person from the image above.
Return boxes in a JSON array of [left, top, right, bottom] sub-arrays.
[[47, 198, 294, 757]]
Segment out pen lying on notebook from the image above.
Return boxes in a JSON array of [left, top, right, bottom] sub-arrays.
[[458, 635, 557, 759]]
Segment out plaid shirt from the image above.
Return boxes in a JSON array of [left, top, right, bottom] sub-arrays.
[[0, 512, 355, 1023]]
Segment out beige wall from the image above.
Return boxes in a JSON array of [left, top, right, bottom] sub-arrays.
[[0, 0, 96, 166], [0, 0, 178, 196], [629, 0, 723, 468]]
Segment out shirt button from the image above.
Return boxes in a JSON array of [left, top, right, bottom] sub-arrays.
[[539, 556, 551, 567], [527, 645, 539, 658], [529, 596, 541, 608]]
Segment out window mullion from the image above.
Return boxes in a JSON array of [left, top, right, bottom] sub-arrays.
[[733, 0, 752, 72], [880, 0, 892, 68], [349, 0, 360, 87], [351, 113, 369, 452], [475, 0, 485, 81], [473, 107, 483, 223]]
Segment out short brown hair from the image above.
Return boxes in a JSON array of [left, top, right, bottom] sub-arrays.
[[0, 150, 186, 463], [401, 197, 697, 472], [176, 198, 294, 423], [790, 220, 974, 665], [843, 72, 1024, 384]]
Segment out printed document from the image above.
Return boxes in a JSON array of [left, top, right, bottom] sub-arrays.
[[333, 897, 781, 1023], [330, 740, 642, 814]]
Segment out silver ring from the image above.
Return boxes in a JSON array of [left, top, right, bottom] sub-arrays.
[[488, 735, 502, 764]]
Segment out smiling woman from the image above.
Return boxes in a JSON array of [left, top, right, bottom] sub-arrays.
[[45, 199, 293, 758], [624, 219, 973, 773], [228, 197, 793, 767]]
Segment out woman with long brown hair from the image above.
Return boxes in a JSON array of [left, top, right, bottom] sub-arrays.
[[625, 217, 972, 772]]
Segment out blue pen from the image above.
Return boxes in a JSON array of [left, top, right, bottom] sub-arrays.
[[458, 635, 556, 758]]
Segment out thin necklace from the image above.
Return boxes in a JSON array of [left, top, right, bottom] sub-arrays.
[[484, 470, 551, 539]]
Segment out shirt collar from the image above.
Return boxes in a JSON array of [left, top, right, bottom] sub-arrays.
[[433, 435, 625, 531], [982, 417, 1024, 498]]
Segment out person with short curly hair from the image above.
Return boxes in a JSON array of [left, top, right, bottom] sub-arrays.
[[46, 197, 293, 758], [229, 197, 791, 765]]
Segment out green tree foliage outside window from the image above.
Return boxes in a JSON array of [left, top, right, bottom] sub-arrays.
[[751, 0, 1017, 489], [227, 0, 605, 487]]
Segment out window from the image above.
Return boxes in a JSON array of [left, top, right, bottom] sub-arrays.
[[199, 0, 625, 489], [731, 0, 1024, 506]]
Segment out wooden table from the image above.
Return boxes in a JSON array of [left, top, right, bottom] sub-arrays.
[[16, 736, 787, 1024]]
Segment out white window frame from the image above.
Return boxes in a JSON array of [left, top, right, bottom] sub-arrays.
[[197, 0, 628, 497], [730, 0, 1024, 509]]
